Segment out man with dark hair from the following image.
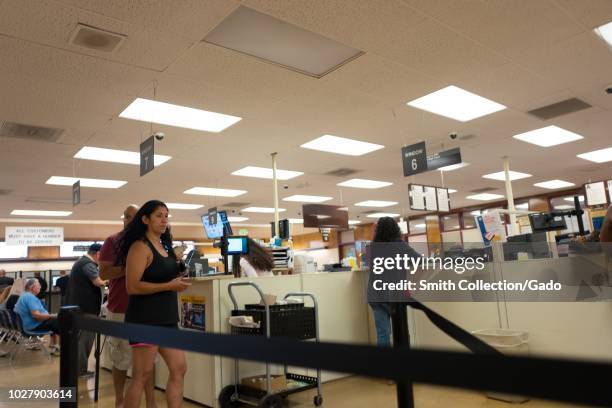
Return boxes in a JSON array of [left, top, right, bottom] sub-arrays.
[[54, 270, 70, 306], [14, 278, 60, 353], [0, 269, 14, 286], [66, 243, 105, 377], [33, 271, 47, 300], [100, 204, 157, 408]]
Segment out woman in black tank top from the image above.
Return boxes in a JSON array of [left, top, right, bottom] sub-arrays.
[[116, 200, 191, 408]]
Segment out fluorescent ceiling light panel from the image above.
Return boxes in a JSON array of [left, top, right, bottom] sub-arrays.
[[300, 135, 384, 156], [337, 178, 392, 189], [466, 193, 504, 201], [564, 196, 584, 202], [355, 200, 398, 207], [242, 207, 286, 213], [366, 212, 400, 218], [577, 147, 612, 163], [74, 146, 171, 166], [482, 171, 532, 181], [227, 216, 249, 222], [11, 210, 72, 217], [231, 166, 303, 180], [282, 195, 332, 203], [119, 98, 241, 133], [203, 6, 363, 78], [512, 126, 583, 147], [594, 21, 612, 48], [46, 176, 126, 189], [448, 189, 457, 194], [165, 203, 204, 210], [438, 162, 470, 172], [533, 180, 575, 190], [183, 187, 246, 197], [348, 220, 361, 225], [406, 85, 506, 122]]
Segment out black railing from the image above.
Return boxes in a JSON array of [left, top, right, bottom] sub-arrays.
[[56, 305, 612, 408]]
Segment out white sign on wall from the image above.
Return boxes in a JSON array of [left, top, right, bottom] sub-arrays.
[[5, 227, 64, 246]]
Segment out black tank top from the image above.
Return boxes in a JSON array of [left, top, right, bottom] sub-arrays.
[[125, 239, 179, 325]]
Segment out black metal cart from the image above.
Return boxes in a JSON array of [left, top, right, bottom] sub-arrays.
[[219, 281, 323, 407]]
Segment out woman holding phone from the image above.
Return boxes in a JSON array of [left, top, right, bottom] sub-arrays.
[[116, 200, 190, 408]]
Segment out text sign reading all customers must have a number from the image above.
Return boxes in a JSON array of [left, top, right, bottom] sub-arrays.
[[5, 227, 64, 246], [402, 141, 427, 176]]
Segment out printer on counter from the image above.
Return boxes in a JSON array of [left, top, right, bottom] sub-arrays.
[[293, 254, 317, 274]]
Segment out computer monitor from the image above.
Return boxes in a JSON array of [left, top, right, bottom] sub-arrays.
[[227, 236, 248, 255], [201, 211, 232, 239], [529, 213, 567, 232]]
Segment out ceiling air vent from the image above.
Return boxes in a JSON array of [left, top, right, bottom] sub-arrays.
[[0, 121, 63, 142], [470, 187, 497, 193], [325, 168, 361, 177], [222, 202, 250, 208], [0, 189, 12, 195], [69, 23, 126, 53], [458, 134, 476, 141], [528, 98, 591, 120]]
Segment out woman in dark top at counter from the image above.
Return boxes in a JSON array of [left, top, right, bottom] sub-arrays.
[[116, 200, 191, 408]]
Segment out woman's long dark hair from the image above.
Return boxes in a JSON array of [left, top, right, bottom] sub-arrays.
[[232, 237, 274, 277], [115, 200, 176, 266], [373, 217, 402, 243]]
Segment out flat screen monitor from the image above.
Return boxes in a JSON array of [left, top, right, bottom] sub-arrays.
[[529, 213, 567, 232], [302, 204, 349, 229], [201, 211, 232, 239], [227, 236, 248, 255]]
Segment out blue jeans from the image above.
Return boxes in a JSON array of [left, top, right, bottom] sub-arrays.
[[370, 303, 392, 347]]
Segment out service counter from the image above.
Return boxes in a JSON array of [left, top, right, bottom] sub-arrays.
[[102, 271, 372, 407]]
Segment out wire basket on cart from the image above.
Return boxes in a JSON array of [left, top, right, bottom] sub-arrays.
[[230, 303, 316, 339]]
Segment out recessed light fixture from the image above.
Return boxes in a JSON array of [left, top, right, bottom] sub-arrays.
[[406, 85, 506, 122], [466, 193, 504, 201], [366, 212, 400, 218], [227, 216, 249, 222], [448, 189, 458, 194], [300, 135, 384, 156], [242, 207, 286, 213], [74, 146, 172, 166], [577, 147, 612, 163], [337, 178, 392, 189], [512, 126, 583, 147], [231, 166, 303, 180], [165, 203, 204, 210], [564, 196, 584, 202], [46, 176, 127, 189], [355, 200, 398, 207], [11, 209, 72, 217], [533, 180, 575, 190], [594, 21, 612, 48], [288, 218, 304, 224], [348, 220, 361, 225], [438, 162, 470, 172], [119, 98, 242, 133], [183, 187, 247, 197], [282, 195, 332, 203], [482, 171, 532, 181]]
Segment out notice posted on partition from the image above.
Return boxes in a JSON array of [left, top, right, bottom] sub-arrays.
[[366, 242, 612, 302]]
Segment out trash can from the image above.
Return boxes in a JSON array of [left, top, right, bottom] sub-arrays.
[[472, 329, 529, 403]]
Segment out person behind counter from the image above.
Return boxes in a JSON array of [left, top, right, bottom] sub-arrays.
[[600, 204, 612, 243], [116, 200, 190, 408], [231, 237, 274, 278]]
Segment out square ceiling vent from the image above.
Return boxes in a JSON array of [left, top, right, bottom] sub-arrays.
[[0, 121, 63, 142], [204, 6, 363, 78], [69, 23, 126, 53]]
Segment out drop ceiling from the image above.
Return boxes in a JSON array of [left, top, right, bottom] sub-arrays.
[[1, 0, 612, 228]]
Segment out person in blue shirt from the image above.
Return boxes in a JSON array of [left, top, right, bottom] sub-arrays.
[[14, 278, 60, 353]]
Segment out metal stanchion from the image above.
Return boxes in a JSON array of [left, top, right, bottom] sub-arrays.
[[59, 306, 80, 408], [391, 303, 414, 408], [94, 332, 101, 402]]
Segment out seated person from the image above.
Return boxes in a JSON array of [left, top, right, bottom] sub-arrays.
[[232, 238, 274, 277], [14, 278, 60, 353]]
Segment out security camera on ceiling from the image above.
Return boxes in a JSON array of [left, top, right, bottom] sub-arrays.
[[153, 132, 165, 141]]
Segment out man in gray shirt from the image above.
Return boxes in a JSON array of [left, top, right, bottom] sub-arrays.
[[66, 243, 105, 377]]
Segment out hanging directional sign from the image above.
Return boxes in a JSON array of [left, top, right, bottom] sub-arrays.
[[401, 141, 427, 176], [427, 147, 462, 171], [72, 180, 80, 206], [140, 135, 155, 176]]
